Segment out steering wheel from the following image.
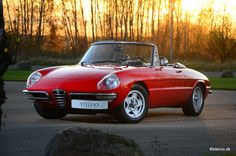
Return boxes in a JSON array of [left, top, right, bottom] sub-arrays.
[[130, 56, 148, 63]]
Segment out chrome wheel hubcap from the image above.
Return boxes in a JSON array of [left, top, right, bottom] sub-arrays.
[[192, 86, 203, 112], [124, 90, 145, 119]]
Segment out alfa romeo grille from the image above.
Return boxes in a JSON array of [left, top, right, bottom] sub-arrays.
[[52, 89, 66, 108]]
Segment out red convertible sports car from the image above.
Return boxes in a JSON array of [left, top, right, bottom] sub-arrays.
[[23, 41, 211, 123]]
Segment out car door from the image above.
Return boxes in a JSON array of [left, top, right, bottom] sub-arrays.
[[150, 66, 186, 107]]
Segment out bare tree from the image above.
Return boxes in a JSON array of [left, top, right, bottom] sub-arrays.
[[208, 16, 236, 62], [79, 0, 88, 50], [0, 0, 3, 29], [1, 0, 236, 62], [71, 0, 79, 53], [36, 0, 45, 50], [5, 0, 13, 31], [0, 0, 4, 130], [183, 11, 190, 60], [0, 0, 11, 130], [90, 0, 95, 42]]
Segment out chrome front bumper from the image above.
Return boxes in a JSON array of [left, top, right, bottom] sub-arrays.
[[22, 90, 50, 100], [70, 93, 117, 101], [23, 90, 117, 101]]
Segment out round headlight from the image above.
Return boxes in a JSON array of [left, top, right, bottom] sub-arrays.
[[97, 74, 120, 90], [26, 71, 42, 88]]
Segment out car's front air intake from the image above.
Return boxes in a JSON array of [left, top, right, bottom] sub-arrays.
[[52, 89, 66, 108]]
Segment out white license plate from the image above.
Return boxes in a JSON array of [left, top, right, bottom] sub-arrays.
[[71, 100, 108, 110]]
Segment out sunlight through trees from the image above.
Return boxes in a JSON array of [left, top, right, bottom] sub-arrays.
[[2, 0, 236, 62]]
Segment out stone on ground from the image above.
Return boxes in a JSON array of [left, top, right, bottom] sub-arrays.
[[220, 70, 234, 78], [45, 127, 144, 156]]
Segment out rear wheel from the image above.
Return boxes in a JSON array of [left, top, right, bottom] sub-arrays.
[[34, 101, 67, 119], [115, 85, 148, 123], [182, 85, 204, 116]]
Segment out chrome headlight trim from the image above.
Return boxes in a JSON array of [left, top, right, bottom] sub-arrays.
[[26, 71, 42, 88], [97, 74, 120, 90]]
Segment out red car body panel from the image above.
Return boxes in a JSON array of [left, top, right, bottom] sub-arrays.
[[25, 64, 211, 111]]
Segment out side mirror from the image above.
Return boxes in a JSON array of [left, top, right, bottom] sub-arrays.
[[174, 62, 186, 69], [160, 57, 168, 66]]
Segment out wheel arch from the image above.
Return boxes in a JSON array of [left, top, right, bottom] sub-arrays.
[[115, 81, 149, 123], [194, 80, 206, 98], [133, 81, 149, 96]]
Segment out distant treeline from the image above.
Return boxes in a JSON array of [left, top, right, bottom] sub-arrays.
[[2, 0, 236, 62]]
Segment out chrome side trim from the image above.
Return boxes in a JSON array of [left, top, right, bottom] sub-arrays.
[[22, 90, 50, 100], [23, 90, 48, 94], [70, 93, 117, 96]]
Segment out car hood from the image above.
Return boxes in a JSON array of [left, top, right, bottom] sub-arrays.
[[44, 65, 125, 81], [29, 65, 139, 91]]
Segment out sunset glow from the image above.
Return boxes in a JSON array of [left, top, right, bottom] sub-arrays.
[[1, 0, 236, 62], [182, 0, 205, 12], [81, 0, 236, 22], [182, 0, 236, 22]]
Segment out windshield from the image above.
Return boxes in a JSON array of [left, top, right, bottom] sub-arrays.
[[80, 43, 153, 67]]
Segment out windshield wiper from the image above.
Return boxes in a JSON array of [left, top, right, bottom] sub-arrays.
[[80, 61, 92, 66], [92, 60, 130, 66], [91, 60, 122, 64]]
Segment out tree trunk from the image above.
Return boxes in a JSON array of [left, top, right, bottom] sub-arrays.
[[115, 0, 118, 40], [72, 0, 79, 55], [36, 0, 45, 50], [157, 0, 161, 42], [5, 0, 13, 32], [79, 0, 87, 50], [151, 0, 155, 41], [0, 0, 5, 130], [97, 1, 103, 39], [91, 0, 95, 42], [0, 0, 4, 29], [30, 0, 34, 39]]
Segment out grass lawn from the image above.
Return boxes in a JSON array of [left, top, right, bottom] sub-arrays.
[[3, 70, 32, 81], [3, 70, 236, 90], [209, 77, 236, 90]]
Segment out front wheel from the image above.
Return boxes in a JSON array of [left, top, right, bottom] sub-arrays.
[[34, 101, 67, 119], [115, 85, 148, 123], [182, 85, 204, 116]]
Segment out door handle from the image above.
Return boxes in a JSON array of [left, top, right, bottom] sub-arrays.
[[176, 70, 182, 73], [155, 67, 163, 71]]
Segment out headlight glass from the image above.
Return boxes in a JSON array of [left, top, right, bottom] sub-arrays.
[[97, 74, 120, 90], [26, 71, 42, 88]]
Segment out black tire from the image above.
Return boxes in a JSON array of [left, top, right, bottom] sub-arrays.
[[182, 84, 204, 116], [34, 101, 67, 119], [115, 84, 148, 123]]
